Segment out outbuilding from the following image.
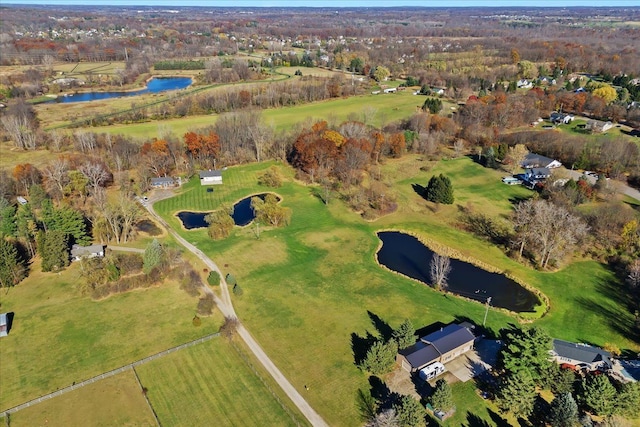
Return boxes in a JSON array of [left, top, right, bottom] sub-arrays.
[[70, 244, 105, 262], [199, 170, 223, 185]]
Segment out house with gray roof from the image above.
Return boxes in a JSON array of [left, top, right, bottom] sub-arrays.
[[150, 177, 177, 188], [398, 323, 475, 372], [199, 170, 223, 185], [551, 339, 612, 371], [70, 244, 105, 262], [522, 153, 562, 169]]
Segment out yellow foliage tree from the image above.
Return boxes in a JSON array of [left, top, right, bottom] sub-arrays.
[[592, 84, 617, 104]]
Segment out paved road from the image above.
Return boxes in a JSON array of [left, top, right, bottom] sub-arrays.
[[144, 193, 328, 427], [564, 169, 640, 201]]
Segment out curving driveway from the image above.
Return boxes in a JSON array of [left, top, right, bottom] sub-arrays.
[[144, 194, 328, 427]]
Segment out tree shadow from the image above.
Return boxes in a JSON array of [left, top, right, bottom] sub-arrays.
[[621, 128, 640, 137], [529, 394, 551, 426], [414, 321, 448, 338], [575, 295, 640, 349], [465, 411, 492, 427], [351, 331, 378, 366], [508, 194, 531, 205], [411, 183, 425, 198], [369, 375, 392, 404], [367, 311, 394, 342], [487, 408, 511, 427]]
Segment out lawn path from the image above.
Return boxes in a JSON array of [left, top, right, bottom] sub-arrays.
[[144, 192, 329, 427]]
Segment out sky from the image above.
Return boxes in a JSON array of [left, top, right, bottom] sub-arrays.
[[5, 0, 640, 7]]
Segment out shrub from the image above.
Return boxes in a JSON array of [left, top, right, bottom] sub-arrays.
[[197, 294, 215, 316], [225, 273, 237, 286], [232, 283, 243, 296], [205, 210, 235, 240], [192, 315, 202, 327], [424, 174, 454, 204], [258, 166, 283, 187], [207, 270, 221, 286], [220, 316, 240, 340]]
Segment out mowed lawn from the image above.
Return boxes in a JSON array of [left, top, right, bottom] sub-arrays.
[[0, 260, 220, 411], [8, 370, 156, 427], [81, 90, 424, 140], [136, 338, 306, 427], [154, 156, 639, 426]]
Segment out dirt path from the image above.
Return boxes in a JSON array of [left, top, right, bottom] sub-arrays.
[[144, 193, 328, 427]]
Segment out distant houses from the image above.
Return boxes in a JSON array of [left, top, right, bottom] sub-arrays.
[[397, 323, 475, 373], [586, 119, 614, 134], [549, 111, 574, 125], [199, 170, 223, 185]]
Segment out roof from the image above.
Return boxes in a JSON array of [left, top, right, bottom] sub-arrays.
[[526, 167, 551, 176], [553, 339, 612, 366], [199, 170, 222, 178], [522, 153, 558, 168], [70, 244, 104, 258], [150, 177, 175, 184], [403, 343, 442, 369], [421, 324, 475, 355]]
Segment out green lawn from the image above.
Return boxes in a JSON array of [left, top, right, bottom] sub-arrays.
[[8, 371, 156, 427], [136, 337, 307, 427], [81, 90, 424, 140], [0, 260, 220, 411], [152, 156, 638, 426]]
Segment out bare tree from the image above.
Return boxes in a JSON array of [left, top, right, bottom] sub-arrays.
[[628, 259, 640, 289], [74, 131, 96, 152], [48, 130, 66, 152], [365, 409, 399, 427], [1, 114, 37, 150], [79, 161, 110, 196], [42, 158, 69, 196], [430, 253, 451, 291]]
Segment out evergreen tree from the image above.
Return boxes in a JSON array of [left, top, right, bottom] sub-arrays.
[[548, 393, 579, 427], [617, 381, 640, 418], [392, 395, 425, 427], [37, 230, 69, 272], [496, 370, 537, 418], [424, 174, 454, 205], [39, 199, 90, 245], [16, 203, 37, 258], [0, 204, 17, 237], [143, 239, 163, 274], [430, 379, 454, 411], [359, 339, 398, 375], [0, 237, 26, 287], [392, 318, 415, 350], [578, 374, 617, 416], [499, 325, 553, 385]]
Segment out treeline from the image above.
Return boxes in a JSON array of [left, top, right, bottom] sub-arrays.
[[154, 60, 205, 70]]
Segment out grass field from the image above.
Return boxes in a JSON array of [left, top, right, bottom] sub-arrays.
[[153, 156, 639, 426], [0, 259, 221, 411], [8, 371, 156, 427], [87, 90, 423, 140], [136, 337, 307, 427]]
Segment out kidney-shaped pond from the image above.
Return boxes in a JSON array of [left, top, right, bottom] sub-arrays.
[[177, 193, 276, 230], [48, 77, 192, 103], [376, 231, 539, 313]]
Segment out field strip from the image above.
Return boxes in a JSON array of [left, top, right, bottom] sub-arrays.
[[2, 332, 220, 416]]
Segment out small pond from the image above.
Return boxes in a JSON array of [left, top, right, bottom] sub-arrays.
[[48, 77, 192, 103], [177, 193, 274, 230], [376, 231, 539, 312]]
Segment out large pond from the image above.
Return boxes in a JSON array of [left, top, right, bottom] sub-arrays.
[[376, 231, 539, 312], [177, 193, 273, 230], [48, 77, 192, 103]]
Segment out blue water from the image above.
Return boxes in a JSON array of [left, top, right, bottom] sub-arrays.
[[49, 77, 192, 103], [376, 231, 539, 312]]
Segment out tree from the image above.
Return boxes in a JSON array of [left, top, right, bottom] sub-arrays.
[[547, 393, 579, 427], [359, 339, 398, 375], [424, 174, 454, 204], [36, 229, 69, 272], [429, 253, 451, 290], [219, 316, 240, 340], [207, 270, 221, 286], [499, 325, 553, 384], [578, 374, 617, 416], [143, 239, 163, 274], [365, 409, 399, 427], [257, 166, 282, 188], [373, 66, 390, 82], [504, 144, 529, 174], [79, 161, 110, 197], [430, 379, 454, 411], [16, 203, 37, 258], [392, 318, 415, 350], [40, 199, 90, 245], [422, 97, 443, 114], [0, 204, 17, 237], [0, 237, 26, 287], [518, 60, 538, 79], [616, 381, 640, 418], [392, 395, 425, 427], [251, 194, 291, 227], [591, 84, 617, 104], [205, 209, 235, 240], [496, 369, 537, 418]]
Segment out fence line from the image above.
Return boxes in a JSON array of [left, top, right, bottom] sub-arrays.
[[2, 332, 220, 416], [230, 341, 302, 427], [132, 367, 162, 427]]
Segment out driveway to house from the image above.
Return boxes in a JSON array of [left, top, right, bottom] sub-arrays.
[[143, 191, 328, 427], [445, 339, 501, 383], [563, 168, 640, 201]]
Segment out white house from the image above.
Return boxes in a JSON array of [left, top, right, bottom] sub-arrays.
[[586, 120, 614, 133], [70, 244, 105, 262], [522, 153, 562, 169], [383, 87, 397, 94], [199, 170, 223, 185]]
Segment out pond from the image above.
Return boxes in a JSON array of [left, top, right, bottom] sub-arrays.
[[376, 231, 539, 312], [177, 193, 274, 230], [48, 77, 192, 103]]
